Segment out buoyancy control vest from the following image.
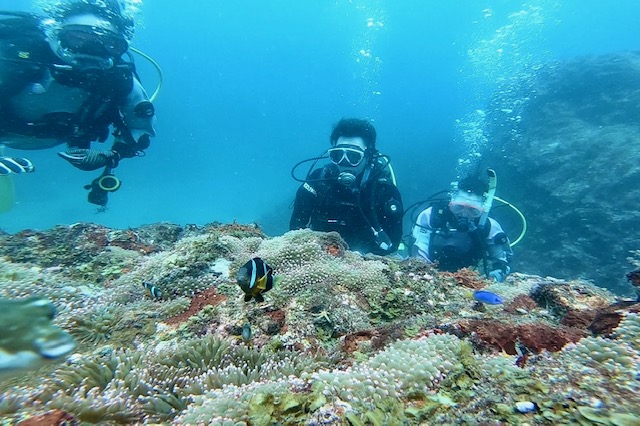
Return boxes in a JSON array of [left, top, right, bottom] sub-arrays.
[[427, 201, 491, 272]]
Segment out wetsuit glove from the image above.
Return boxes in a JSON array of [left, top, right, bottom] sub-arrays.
[[488, 270, 505, 282], [488, 266, 511, 283], [373, 229, 393, 253], [58, 149, 120, 171], [0, 157, 35, 175]]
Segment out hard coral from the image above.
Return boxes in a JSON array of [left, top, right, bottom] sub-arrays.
[[133, 222, 184, 250], [531, 280, 613, 319], [460, 319, 586, 355], [164, 288, 227, 326], [108, 229, 159, 254], [316, 231, 348, 257], [503, 294, 539, 314], [203, 222, 266, 239], [0, 223, 109, 266], [627, 268, 640, 288], [341, 324, 405, 355], [325, 244, 343, 257], [17, 409, 78, 426], [263, 309, 287, 335], [342, 330, 377, 355], [588, 302, 640, 336], [440, 268, 485, 289], [561, 309, 597, 329]]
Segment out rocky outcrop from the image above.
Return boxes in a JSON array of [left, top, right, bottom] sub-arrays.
[[484, 52, 640, 294]]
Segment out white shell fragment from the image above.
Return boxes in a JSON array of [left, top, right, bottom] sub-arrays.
[[515, 401, 536, 413]]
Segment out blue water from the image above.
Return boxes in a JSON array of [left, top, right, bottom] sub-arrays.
[[1, 0, 639, 235]]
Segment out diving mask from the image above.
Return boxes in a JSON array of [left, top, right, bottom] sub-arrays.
[[449, 192, 485, 219], [328, 147, 365, 167], [58, 24, 128, 58]]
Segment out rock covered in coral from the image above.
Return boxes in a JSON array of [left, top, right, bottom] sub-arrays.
[[458, 318, 586, 355], [484, 52, 640, 294], [16, 409, 78, 426], [627, 267, 640, 289], [531, 278, 612, 317]]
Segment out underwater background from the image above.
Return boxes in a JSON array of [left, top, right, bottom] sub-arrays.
[[1, 2, 640, 423], [1, 0, 639, 293]]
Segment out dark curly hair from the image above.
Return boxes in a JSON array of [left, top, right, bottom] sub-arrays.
[[458, 174, 489, 196], [329, 118, 377, 150]]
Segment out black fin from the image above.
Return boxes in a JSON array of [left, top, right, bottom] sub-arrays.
[[254, 293, 265, 303], [244, 294, 252, 302], [265, 274, 273, 291]]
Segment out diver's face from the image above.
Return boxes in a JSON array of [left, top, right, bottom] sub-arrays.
[[329, 136, 368, 175], [449, 191, 484, 220]]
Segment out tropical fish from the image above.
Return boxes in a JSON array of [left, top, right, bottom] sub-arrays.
[[241, 322, 252, 342], [0, 297, 76, 380], [473, 290, 503, 305], [236, 257, 280, 303], [143, 281, 162, 299]]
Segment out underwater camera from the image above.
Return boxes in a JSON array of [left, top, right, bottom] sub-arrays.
[[85, 173, 121, 207]]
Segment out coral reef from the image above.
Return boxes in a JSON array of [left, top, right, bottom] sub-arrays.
[[0, 222, 638, 424]]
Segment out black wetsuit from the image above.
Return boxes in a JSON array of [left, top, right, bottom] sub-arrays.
[[290, 159, 403, 255]]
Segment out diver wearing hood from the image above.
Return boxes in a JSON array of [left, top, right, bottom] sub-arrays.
[[411, 171, 513, 281], [290, 118, 404, 255], [0, 0, 156, 208]]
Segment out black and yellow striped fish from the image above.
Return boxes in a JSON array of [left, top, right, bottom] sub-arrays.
[[236, 257, 280, 303], [143, 281, 162, 299]]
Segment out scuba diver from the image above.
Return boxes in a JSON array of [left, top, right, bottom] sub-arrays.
[[290, 118, 404, 256], [0, 0, 156, 209], [411, 169, 514, 282]]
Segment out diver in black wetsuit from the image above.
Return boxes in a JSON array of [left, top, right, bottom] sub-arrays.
[[290, 118, 404, 256], [0, 0, 156, 208]]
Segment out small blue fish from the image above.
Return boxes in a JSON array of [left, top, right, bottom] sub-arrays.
[[143, 282, 162, 299], [473, 290, 503, 305], [241, 322, 252, 343]]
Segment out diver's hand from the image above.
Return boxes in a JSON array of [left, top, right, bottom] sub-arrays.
[[488, 269, 509, 283], [374, 229, 393, 253], [58, 149, 120, 171], [0, 157, 35, 175]]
